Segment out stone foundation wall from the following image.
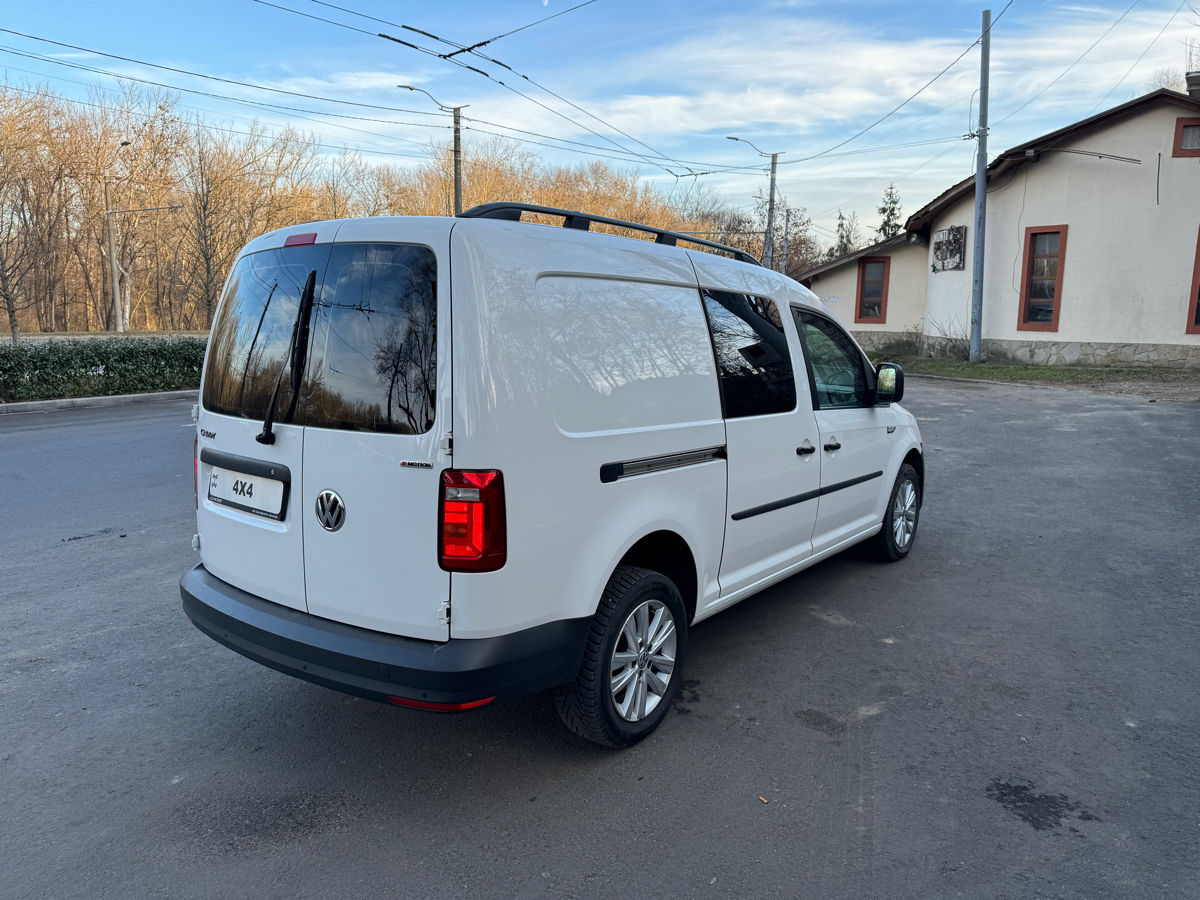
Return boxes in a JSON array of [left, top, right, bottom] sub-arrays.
[[978, 338, 1200, 368]]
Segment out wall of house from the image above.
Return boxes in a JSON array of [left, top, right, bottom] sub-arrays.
[[806, 240, 928, 349], [923, 194, 976, 352], [931, 101, 1200, 362]]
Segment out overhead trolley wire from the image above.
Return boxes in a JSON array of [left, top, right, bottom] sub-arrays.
[[780, 0, 1015, 166], [251, 0, 684, 175], [1089, 0, 1188, 113], [995, 0, 1141, 126]]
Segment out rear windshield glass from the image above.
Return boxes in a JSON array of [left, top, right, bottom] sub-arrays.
[[202, 243, 332, 422], [202, 242, 438, 435], [303, 243, 438, 434]]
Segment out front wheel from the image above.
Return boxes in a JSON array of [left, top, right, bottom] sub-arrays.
[[554, 566, 687, 748], [874, 462, 921, 561]]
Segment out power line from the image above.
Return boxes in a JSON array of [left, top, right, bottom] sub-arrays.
[[302, 0, 700, 174], [252, 0, 687, 175], [0, 45, 449, 145], [1, 82, 435, 162], [0, 27, 449, 118], [1089, 0, 1188, 112], [782, 0, 1015, 166], [995, 0, 1141, 126]]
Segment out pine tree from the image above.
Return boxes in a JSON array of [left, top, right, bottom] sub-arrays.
[[876, 183, 901, 239], [825, 210, 863, 260]]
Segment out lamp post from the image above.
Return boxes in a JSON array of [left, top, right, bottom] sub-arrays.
[[727, 136, 785, 270], [104, 141, 131, 332], [399, 85, 468, 215]]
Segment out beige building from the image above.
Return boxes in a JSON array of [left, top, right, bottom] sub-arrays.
[[801, 84, 1200, 366]]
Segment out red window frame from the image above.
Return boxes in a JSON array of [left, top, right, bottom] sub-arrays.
[[1187, 224, 1200, 336], [854, 256, 890, 324], [1017, 225, 1068, 333], [1172, 117, 1200, 158]]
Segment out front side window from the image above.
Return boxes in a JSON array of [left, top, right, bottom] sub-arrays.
[[304, 243, 438, 434], [1019, 225, 1068, 332], [1173, 117, 1200, 157], [856, 257, 890, 323], [794, 309, 871, 410], [701, 290, 796, 418]]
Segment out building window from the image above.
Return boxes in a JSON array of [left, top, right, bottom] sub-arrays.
[[855, 257, 889, 323], [1188, 225, 1200, 336], [1018, 225, 1068, 332], [1173, 117, 1200, 158]]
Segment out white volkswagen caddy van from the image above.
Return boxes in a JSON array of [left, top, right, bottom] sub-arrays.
[[181, 203, 923, 747]]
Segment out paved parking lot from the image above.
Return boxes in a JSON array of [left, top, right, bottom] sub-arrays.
[[2, 379, 1197, 899]]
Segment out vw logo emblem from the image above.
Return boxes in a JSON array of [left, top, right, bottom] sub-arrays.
[[315, 490, 346, 532]]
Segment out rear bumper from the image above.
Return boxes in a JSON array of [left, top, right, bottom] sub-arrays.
[[180, 564, 590, 708]]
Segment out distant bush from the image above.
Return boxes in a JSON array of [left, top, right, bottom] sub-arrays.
[[0, 337, 207, 402]]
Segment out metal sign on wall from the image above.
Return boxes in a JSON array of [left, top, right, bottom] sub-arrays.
[[932, 225, 967, 272]]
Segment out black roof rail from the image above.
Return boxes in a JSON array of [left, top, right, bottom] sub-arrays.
[[457, 202, 761, 266]]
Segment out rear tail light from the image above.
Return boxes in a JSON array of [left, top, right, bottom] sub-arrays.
[[194, 433, 199, 509], [438, 469, 506, 572]]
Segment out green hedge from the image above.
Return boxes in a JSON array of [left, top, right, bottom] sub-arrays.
[[0, 337, 208, 402]]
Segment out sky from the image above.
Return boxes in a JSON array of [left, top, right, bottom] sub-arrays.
[[2, 0, 1197, 244]]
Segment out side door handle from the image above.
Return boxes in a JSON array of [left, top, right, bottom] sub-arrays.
[[823, 439, 842, 452], [796, 442, 816, 456]]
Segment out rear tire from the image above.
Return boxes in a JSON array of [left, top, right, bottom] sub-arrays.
[[554, 566, 687, 748], [874, 462, 921, 561]]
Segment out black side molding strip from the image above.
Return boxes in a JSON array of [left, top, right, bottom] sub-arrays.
[[200, 447, 292, 483], [600, 446, 727, 484], [731, 470, 884, 521]]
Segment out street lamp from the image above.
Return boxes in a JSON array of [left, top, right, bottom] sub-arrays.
[[727, 136, 785, 270], [399, 84, 468, 215]]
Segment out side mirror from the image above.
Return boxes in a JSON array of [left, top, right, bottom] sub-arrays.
[[875, 362, 904, 405]]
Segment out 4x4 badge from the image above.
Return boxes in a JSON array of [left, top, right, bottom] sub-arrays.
[[315, 490, 346, 532]]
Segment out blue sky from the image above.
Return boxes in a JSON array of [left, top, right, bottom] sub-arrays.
[[3, 1, 1197, 243]]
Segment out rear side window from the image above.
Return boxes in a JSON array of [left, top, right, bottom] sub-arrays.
[[303, 243, 438, 434], [203, 243, 332, 421], [701, 290, 796, 418]]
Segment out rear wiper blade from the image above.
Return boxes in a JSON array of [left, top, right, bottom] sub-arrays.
[[256, 269, 317, 445]]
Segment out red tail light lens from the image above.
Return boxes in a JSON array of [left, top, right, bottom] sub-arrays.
[[439, 469, 506, 572], [194, 434, 199, 509], [389, 695, 495, 711]]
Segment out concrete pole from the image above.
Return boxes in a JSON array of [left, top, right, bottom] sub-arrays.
[[452, 106, 463, 216], [763, 153, 778, 270], [969, 9, 991, 363], [781, 207, 791, 275], [103, 172, 123, 333]]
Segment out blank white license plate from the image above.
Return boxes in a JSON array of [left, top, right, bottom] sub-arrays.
[[207, 466, 286, 520]]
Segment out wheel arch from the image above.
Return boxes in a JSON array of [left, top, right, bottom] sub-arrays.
[[902, 447, 924, 503], [615, 530, 699, 625]]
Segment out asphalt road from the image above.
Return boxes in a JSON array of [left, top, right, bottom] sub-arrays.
[[2, 381, 1197, 899]]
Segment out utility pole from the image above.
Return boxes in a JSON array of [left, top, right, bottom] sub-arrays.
[[727, 136, 786, 268], [969, 9, 991, 363], [452, 105, 463, 216], [782, 207, 791, 275], [103, 141, 129, 333], [764, 152, 779, 270], [400, 85, 467, 214], [103, 171, 122, 332]]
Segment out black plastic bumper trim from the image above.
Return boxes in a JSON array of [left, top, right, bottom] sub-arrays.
[[731, 470, 884, 521], [180, 565, 591, 707]]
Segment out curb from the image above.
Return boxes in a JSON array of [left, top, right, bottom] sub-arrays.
[[0, 389, 199, 415]]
